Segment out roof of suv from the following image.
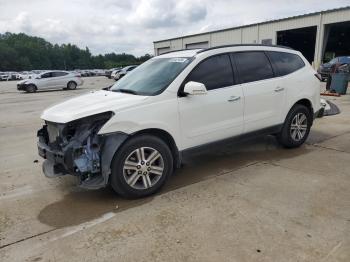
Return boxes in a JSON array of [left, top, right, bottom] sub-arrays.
[[158, 44, 295, 58]]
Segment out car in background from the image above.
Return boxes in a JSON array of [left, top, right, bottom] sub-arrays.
[[17, 71, 83, 93], [0, 72, 9, 81], [318, 56, 350, 81], [18, 71, 35, 80], [105, 68, 121, 79], [110, 69, 122, 79], [113, 65, 137, 80], [92, 69, 106, 76], [0, 72, 21, 81]]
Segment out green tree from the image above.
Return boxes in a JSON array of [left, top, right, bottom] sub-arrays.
[[0, 32, 153, 71]]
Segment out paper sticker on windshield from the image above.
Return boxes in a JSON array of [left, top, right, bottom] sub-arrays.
[[169, 58, 187, 63]]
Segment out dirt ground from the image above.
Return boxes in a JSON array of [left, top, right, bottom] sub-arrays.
[[0, 77, 349, 262]]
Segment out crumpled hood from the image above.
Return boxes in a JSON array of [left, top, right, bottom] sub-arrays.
[[41, 90, 149, 123]]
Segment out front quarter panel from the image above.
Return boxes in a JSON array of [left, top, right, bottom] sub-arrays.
[[98, 95, 182, 148]]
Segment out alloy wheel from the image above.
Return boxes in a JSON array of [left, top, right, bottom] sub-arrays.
[[123, 147, 164, 190], [68, 82, 76, 89], [290, 113, 308, 141]]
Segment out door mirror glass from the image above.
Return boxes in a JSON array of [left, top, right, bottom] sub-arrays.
[[183, 81, 207, 95]]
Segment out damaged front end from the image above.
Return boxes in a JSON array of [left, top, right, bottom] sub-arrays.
[[37, 112, 128, 189]]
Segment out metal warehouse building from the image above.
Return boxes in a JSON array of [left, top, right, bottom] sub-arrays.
[[153, 6, 350, 68]]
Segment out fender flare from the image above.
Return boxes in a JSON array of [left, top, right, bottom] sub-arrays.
[[100, 132, 129, 185]]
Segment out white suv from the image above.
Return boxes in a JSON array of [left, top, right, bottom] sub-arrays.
[[37, 45, 320, 198], [17, 71, 83, 92]]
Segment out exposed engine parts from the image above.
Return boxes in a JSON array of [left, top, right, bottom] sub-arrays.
[[37, 112, 128, 189]]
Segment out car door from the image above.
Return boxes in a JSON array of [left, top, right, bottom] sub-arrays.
[[51, 71, 69, 88], [178, 54, 244, 149], [231, 51, 285, 133], [37, 72, 54, 89]]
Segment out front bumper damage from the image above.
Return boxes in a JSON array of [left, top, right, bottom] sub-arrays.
[[37, 113, 128, 189], [17, 83, 29, 90]]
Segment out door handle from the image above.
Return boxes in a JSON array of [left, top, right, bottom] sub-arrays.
[[274, 87, 285, 92], [228, 96, 241, 102]]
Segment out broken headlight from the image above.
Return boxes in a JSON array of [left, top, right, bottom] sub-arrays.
[[65, 111, 114, 176]]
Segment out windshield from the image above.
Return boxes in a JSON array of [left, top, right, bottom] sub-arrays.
[[111, 57, 192, 96]]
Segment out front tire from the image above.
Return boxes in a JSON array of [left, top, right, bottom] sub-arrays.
[[26, 84, 36, 93], [110, 135, 173, 198], [277, 104, 312, 148]]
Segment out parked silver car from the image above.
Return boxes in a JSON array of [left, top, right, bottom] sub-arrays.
[[114, 65, 137, 80], [17, 71, 84, 93]]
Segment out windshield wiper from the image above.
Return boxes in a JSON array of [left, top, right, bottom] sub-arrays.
[[114, 89, 138, 95]]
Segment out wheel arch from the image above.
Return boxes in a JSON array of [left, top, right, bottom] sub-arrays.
[[67, 80, 77, 87], [26, 83, 37, 91], [290, 98, 314, 124], [130, 128, 181, 169]]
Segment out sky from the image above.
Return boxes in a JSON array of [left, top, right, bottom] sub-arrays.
[[0, 0, 349, 56]]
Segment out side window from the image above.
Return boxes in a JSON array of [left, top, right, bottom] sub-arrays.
[[52, 72, 68, 77], [41, 72, 52, 78], [232, 52, 274, 84], [339, 57, 350, 64], [267, 52, 305, 76], [186, 54, 234, 91]]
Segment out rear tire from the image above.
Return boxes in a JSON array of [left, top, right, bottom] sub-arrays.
[[110, 135, 173, 199], [277, 104, 312, 148], [67, 81, 77, 90], [26, 84, 36, 93]]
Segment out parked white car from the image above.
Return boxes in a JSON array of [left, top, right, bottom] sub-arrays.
[[0, 73, 9, 81], [37, 45, 321, 198], [110, 69, 121, 80], [113, 65, 137, 80], [17, 71, 83, 92]]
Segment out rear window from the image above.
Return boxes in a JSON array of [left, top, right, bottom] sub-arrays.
[[267, 52, 305, 76], [232, 52, 274, 84]]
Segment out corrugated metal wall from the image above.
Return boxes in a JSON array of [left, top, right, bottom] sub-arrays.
[[154, 7, 350, 66]]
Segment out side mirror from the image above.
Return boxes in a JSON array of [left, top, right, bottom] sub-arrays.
[[102, 85, 112, 91], [314, 73, 323, 82], [183, 81, 207, 95]]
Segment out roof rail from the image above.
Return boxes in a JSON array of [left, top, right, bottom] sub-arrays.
[[158, 48, 201, 56], [196, 44, 294, 54]]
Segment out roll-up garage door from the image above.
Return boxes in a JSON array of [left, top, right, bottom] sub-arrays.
[[157, 47, 171, 55], [185, 42, 209, 49]]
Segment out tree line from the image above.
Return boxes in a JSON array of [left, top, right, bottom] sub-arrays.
[[0, 32, 152, 71]]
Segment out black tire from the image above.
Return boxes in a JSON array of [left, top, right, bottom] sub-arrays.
[[26, 84, 36, 93], [110, 135, 173, 198], [277, 104, 312, 148], [67, 81, 77, 90]]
